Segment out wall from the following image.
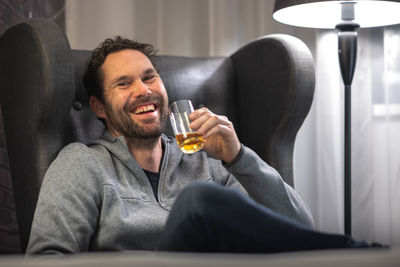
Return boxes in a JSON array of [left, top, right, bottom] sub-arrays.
[[65, 0, 315, 56]]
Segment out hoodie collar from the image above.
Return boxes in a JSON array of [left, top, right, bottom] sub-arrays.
[[90, 129, 182, 176]]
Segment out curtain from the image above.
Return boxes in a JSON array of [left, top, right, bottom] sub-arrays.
[[295, 26, 400, 246], [66, 0, 400, 246]]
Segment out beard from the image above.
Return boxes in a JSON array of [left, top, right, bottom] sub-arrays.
[[104, 94, 168, 139]]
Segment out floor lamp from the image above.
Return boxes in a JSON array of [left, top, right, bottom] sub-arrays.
[[272, 0, 400, 236]]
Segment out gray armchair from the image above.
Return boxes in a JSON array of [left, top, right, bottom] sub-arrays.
[[0, 18, 314, 253]]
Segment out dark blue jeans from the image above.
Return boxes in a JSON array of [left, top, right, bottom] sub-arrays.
[[158, 182, 370, 253]]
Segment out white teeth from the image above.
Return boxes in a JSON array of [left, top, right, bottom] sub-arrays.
[[134, 104, 155, 114]]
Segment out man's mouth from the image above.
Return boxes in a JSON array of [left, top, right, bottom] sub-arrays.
[[132, 104, 158, 114]]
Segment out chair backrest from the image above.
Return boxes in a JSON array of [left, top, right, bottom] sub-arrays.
[[0, 18, 315, 252]]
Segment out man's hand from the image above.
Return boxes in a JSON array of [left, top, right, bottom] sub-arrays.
[[189, 107, 241, 164]]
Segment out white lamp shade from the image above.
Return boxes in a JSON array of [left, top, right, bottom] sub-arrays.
[[273, 0, 400, 28]]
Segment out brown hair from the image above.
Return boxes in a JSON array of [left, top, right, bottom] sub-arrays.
[[83, 36, 157, 102]]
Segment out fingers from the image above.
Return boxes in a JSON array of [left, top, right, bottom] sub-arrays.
[[188, 107, 207, 122], [189, 107, 241, 163], [189, 108, 231, 138], [201, 123, 232, 139], [188, 107, 208, 131]]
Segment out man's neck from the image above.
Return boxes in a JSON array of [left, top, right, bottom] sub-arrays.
[[125, 137, 163, 173]]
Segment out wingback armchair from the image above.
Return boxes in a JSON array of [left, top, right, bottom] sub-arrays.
[[0, 18, 315, 253]]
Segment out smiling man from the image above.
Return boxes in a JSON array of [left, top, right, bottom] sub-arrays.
[[90, 48, 169, 173], [93, 50, 168, 139], [26, 37, 374, 255]]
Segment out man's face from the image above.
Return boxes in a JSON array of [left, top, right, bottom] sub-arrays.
[[95, 49, 169, 139]]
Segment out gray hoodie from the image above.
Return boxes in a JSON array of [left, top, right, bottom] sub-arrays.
[[27, 130, 314, 255]]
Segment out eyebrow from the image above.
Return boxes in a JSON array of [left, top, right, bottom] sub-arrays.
[[143, 68, 157, 75]]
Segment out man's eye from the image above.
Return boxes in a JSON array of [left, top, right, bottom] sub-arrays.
[[117, 81, 131, 88], [143, 76, 157, 83]]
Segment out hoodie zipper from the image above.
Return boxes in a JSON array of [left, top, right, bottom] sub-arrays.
[[156, 138, 169, 211]]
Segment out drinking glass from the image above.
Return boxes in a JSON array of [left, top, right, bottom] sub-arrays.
[[169, 100, 204, 154]]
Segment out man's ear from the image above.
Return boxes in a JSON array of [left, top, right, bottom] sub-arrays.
[[89, 95, 107, 120]]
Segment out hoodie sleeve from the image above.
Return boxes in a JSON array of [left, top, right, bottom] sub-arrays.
[[222, 145, 315, 228]]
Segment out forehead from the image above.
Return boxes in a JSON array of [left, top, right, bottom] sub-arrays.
[[100, 49, 154, 80]]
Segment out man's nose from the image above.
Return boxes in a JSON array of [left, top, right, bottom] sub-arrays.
[[132, 80, 151, 98]]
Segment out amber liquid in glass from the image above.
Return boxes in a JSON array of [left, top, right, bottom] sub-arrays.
[[175, 132, 205, 154]]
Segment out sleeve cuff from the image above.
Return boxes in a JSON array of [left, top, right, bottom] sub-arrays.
[[222, 144, 245, 167]]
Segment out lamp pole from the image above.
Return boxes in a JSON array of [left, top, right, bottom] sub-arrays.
[[273, 0, 400, 238], [335, 2, 359, 236]]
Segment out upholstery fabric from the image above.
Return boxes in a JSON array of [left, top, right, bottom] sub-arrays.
[[0, 18, 314, 252], [231, 35, 315, 184]]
